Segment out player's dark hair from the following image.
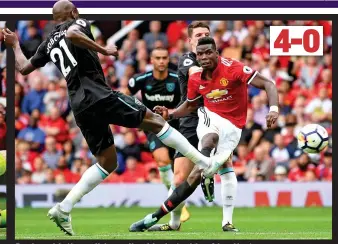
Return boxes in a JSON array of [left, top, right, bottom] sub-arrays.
[[188, 21, 210, 37], [197, 37, 217, 51], [151, 47, 169, 55]]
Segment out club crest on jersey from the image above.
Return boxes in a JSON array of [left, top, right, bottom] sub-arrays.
[[146, 85, 152, 91], [166, 83, 175, 92], [206, 89, 228, 99], [220, 78, 228, 87]]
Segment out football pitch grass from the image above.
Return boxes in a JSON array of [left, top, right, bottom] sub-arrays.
[[0, 197, 5, 239], [16, 207, 332, 240]]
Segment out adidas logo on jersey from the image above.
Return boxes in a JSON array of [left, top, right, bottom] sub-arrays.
[[199, 85, 206, 89]]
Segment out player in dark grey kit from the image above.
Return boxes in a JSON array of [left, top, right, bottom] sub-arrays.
[[3, 0, 227, 236], [128, 48, 180, 192]]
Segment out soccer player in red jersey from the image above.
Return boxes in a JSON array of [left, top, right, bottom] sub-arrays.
[[130, 37, 279, 232]]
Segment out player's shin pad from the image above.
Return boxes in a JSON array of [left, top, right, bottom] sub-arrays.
[[200, 175, 215, 202]]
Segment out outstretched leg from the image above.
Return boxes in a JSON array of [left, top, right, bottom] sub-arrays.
[[129, 133, 220, 232], [129, 165, 203, 232], [48, 144, 118, 236], [47, 103, 119, 236], [167, 156, 194, 228]]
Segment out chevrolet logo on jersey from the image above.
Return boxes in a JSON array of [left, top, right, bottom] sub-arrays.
[[220, 78, 228, 87], [206, 89, 228, 99]]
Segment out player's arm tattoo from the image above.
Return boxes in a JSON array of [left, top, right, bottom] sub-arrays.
[[66, 25, 113, 56], [13, 44, 36, 75], [169, 100, 199, 119], [250, 73, 278, 108]]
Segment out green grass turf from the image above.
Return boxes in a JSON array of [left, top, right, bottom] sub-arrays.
[[0, 197, 6, 210], [0, 197, 5, 239], [0, 229, 5, 239], [0, 230, 5, 239], [15, 207, 332, 240]]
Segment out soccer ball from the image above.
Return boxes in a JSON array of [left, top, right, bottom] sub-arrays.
[[297, 124, 329, 153]]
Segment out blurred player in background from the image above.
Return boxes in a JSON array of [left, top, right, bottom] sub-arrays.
[[128, 47, 189, 219], [130, 37, 279, 232], [3, 0, 228, 236]]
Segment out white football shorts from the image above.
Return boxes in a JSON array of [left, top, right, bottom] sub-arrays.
[[196, 106, 242, 155]]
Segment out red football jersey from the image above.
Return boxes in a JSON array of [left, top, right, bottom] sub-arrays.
[[187, 57, 258, 128], [288, 164, 316, 182], [316, 164, 332, 181]]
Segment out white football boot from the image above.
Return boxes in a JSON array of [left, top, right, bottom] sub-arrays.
[[47, 203, 74, 236]]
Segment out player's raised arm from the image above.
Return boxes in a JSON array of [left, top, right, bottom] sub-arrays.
[[2, 28, 36, 75], [66, 24, 118, 57], [250, 73, 279, 128]]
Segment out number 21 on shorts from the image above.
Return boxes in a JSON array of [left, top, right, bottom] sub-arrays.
[[270, 26, 323, 56]]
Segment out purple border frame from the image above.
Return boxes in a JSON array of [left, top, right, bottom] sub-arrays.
[[1, 1, 338, 8]]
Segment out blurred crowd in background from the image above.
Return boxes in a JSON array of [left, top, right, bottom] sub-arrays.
[[14, 20, 332, 185], [0, 21, 7, 152], [0, 21, 7, 185]]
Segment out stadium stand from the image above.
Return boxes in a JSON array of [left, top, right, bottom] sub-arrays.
[[14, 20, 332, 185]]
